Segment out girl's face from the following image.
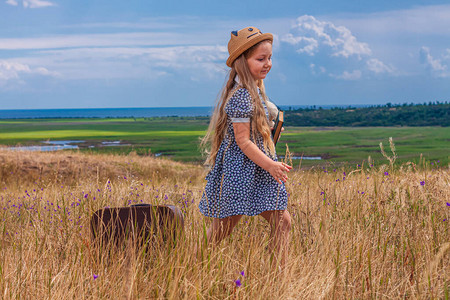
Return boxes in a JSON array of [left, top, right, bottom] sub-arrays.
[[246, 41, 272, 81]]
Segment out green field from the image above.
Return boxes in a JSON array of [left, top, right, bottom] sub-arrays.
[[0, 117, 448, 167]]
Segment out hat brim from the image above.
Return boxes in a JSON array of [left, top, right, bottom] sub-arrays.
[[226, 33, 273, 67]]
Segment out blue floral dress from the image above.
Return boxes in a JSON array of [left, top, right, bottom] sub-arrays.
[[198, 87, 288, 218]]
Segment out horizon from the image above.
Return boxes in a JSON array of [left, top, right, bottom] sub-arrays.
[[0, 101, 446, 112], [1, 1, 450, 109]]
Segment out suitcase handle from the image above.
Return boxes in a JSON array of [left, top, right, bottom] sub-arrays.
[[130, 204, 152, 207]]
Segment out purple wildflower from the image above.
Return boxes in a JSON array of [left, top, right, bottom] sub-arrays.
[[235, 279, 241, 287], [420, 181, 425, 186], [447, 202, 450, 207], [93, 274, 98, 280], [384, 172, 389, 176], [240, 271, 245, 277]]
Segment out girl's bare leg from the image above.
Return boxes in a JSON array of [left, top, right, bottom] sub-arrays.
[[206, 215, 242, 245], [259, 210, 292, 270]]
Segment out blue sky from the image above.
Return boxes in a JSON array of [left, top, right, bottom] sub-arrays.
[[1, 0, 450, 109]]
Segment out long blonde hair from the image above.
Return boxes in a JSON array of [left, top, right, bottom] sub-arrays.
[[201, 40, 275, 166]]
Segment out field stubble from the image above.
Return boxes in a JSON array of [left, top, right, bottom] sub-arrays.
[[0, 149, 448, 299]]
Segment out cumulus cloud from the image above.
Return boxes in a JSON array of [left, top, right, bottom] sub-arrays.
[[282, 15, 397, 80], [5, 0, 55, 8], [282, 15, 371, 59], [0, 60, 58, 86], [419, 46, 449, 77]]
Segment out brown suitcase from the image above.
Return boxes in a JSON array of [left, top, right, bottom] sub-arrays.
[[90, 204, 184, 248]]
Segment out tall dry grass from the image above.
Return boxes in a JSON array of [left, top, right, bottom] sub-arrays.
[[0, 149, 448, 299]]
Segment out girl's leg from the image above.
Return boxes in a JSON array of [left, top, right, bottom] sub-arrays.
[[206, 215, 242, 245], [259, 210, 292, 269]]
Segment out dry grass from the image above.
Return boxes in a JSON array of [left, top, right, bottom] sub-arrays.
[[0, 149, 448, 299]]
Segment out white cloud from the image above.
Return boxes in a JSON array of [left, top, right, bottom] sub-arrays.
[[24, 0, 55, 8], [0, 60, 58, 86], [419, 46, 449, 77], [332, 70, 362, 80], [9, 46, 228, 81], [366, 58, 395, 74], [323, 5, 450, 77], [327, 4, 450, 37], [282, 15, 396, 80], [5, 0, 55, 8], [5, 0, 18, 6], [309, 63, 326, 75], [0, 32, 217, 50], [282, 15, 372, 59]]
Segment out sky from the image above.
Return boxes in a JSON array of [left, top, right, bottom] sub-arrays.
[[1, 0, 450, 109]]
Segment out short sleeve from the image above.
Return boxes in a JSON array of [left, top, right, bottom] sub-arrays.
[[225, 88, 254, 123]]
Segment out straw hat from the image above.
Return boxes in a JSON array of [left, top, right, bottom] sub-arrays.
[[226, 26, 273, 67]]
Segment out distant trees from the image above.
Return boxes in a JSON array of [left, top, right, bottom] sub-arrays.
[[284, 102, 449, 127]]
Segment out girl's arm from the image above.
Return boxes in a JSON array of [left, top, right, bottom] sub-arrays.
[[233, 122, 291, 184]]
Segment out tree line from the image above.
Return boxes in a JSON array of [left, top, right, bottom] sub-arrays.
[[283, 102, 449, 127]]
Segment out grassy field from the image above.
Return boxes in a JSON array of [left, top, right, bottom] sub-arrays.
[[0, 149, 448, 298], [0, 117, 448, 167]]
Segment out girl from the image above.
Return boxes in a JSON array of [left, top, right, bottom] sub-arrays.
[[198, 26, 292, 267]]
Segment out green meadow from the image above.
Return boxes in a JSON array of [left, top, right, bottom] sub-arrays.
[[0, 117, 448, 166]]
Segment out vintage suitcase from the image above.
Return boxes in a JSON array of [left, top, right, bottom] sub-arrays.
[[90, 204, 184, 247]]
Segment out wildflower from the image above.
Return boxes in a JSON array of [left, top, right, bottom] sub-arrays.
[[420, 181, 425, 186], [240, 271, 245, 277], [93, 274, 98, 280], [384, 172, 389, 176], [235, 279, 241, 287], [447, 202, 450, 207]]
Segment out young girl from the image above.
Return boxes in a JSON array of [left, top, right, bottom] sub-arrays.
[[198, 26, 292, 267]]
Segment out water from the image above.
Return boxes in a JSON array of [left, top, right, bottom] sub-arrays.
[[278, 155, 322, 160], [0, 140, 162, 154], [0, 105, 370, 119], [1, 140, 83, 152], [0, 107, 212, 119]]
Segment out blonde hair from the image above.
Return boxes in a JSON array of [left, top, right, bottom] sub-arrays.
[[201, 40, 275, 166]]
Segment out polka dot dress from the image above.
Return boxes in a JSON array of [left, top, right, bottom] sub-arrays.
[[198, 87, 288, 219]]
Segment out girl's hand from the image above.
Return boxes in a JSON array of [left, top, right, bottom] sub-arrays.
[[268, 161, 292, 184]]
